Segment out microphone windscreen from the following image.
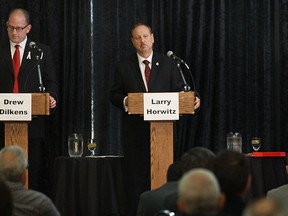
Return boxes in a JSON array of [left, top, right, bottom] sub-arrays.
[[29, 41, 36, 48], [167, 51, 173, 57]]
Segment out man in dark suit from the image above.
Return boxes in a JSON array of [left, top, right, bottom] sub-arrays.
[[110, 23, 200, 216], [136, 161, 182, 216], [0, 8, 58, 191], [213, 150, 251, 216]]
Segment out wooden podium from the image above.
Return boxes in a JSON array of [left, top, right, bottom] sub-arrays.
[[128, 92, 194, 189], [4, 93, 50, 187]]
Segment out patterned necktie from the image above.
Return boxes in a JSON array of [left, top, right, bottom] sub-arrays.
[[143, 60, 151, 87], [13, 44, 20, 93]]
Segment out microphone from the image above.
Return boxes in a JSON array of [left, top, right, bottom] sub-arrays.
[[167, 51, 184, 63], [29, 41, 45, 91], [167, 51, 190, 91], [167, 51, 200, 99], [29, 41, 42, 52]]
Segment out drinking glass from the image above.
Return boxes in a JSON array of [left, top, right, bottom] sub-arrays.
[[233, 132, 242, 153], [226, 132, 234, 150], [87, 138, 97, 156], [251, 137, 261, 151]]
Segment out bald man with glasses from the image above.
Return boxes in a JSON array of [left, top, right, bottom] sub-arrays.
[[0, 8, 58, 192]]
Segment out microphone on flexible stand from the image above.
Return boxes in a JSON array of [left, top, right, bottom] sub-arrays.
[[167, 51, 201, 111], [167, 51, 191, 92], [29, 41, 45, 92]]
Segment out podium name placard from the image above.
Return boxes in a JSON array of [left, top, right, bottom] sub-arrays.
[[144, 93, 179, 121], [0, 93, 32, 121]]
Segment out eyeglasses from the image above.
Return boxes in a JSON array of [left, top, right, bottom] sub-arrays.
[[6, 24, 29, 33]]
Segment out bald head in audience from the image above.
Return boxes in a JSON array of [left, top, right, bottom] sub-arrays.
[[177, 168, 224, 215]]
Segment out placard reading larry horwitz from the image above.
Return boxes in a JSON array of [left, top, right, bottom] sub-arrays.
[[0, 94, 32, 121], [144, 93, 179, 121]]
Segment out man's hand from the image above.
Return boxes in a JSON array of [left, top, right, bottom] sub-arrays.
[[50, 96, 57, 109], [194, 96, 200, 110]]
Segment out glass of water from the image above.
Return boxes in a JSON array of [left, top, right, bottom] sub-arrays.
[[251, 137, 261, 151], [87, 138, 97, 156]]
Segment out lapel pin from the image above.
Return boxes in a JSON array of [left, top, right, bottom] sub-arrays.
[[27, 51, 31, 59]]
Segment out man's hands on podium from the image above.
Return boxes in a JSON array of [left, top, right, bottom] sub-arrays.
[[123, 95, 200, 111], [50, 93, 197, 112], [50, 96, 57, 109]]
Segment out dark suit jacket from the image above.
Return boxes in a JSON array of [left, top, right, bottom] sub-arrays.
[[110, 52, 183, 148], [221, 194, 246, 216], [0, 38, 58, 139], [136, 181, 178, 216]]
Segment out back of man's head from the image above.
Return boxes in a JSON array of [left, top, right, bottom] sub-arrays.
[[0, 145, 28, 182], [180, 147, 215, 174], [213, 150, 251, 196], [167, 161, 182, 182], [177, 168, 222, 214]]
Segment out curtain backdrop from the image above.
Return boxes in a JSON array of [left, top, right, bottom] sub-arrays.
[[0, 0, 287, 194]]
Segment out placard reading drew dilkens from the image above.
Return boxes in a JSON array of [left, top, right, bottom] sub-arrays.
[[0, 94, 32, 121]]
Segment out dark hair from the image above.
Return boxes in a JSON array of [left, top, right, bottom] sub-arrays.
[[131, 23, 153, 38], [8, 8, 30, 24], [213, 150, 250, 194], [180, 147, 215, 174], [166, 161, 182, 182], [0, 179, 13, 216]]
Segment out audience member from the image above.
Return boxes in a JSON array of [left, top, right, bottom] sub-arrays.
[[163, 147, 216, 214], [213, 150, 251, 216], [136, 161, 182, 216], [243, 198, 288, 216], [0, 145, 60, 216], [177, 168, 224, 216], [180, 147, 215, 173], [0, 178, 13, 216], [266, 183, 288, 207]]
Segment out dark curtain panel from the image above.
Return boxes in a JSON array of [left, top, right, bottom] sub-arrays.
[[0, 0, 287, 194], [280, 0, 288, 152]]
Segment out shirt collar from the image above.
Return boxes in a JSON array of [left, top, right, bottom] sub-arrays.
[[10, 37, 27, 49], [137, 52, 153, 64]]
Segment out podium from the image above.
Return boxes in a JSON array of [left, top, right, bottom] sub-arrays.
[[128, 92, 194, 189], [4, 93, 50, 187]]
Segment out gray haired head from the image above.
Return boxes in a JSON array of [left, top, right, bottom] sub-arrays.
[[0, 145, 28, 182], [178, 168, 221, 214]]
